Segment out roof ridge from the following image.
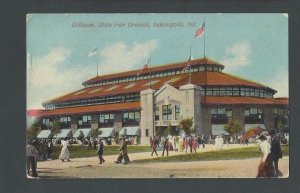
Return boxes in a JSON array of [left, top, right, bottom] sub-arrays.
[[223, 72, 274, 90], [84, 57, 223, 84]]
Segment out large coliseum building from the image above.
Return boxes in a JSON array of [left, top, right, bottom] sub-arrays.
[[38, 58, 288, 144]]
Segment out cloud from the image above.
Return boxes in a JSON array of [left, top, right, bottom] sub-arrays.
[[222, 41, 251, 71], [99, 40, 159, 74], [27, 47, 94, 109], [27, 41, 159, 109], [267, 70, 289, 97], [282, 13, 288, 18]]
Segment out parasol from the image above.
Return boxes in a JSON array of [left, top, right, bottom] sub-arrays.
[[241, 127, 265, 140]]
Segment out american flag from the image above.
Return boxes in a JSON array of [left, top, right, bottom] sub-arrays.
[[88, 47, 98, 57], [182, 62, 191, 71], [195, 22, 205, 38]]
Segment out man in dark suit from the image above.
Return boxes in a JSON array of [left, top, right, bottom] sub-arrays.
[[162, 137, 169, 157], [47, 139, 54, 160], [97, 138, 105, 164], [269, 130, 282, 177]]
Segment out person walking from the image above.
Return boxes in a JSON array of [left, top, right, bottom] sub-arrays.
[[115, 138, 130, 164], [93, 139, 97, 150], [189, 137, 193, 153], [47, 139, 54, 160], [26, 140, 39, 178], [178, 137, 184, 152], [192, 137, 198, 153], [151, 136, 158, 156], [59, 137, 71, 162], [269, 130, 283, 177], [257, 135, 275, 177], [97, 138, 105, 164], [162, 137, 169, 156]]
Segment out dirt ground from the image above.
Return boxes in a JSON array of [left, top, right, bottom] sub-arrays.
[[36, 144, 289, 178]]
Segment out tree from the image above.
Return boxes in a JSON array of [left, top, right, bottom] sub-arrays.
[[224, 119, 242, 137], [77, 130, 85, 142], [179, 117, 194, 136], [167, 124, 180, 136], [91, 128, 102, 140], [156, 126, 168, 137], [51, 118, 62, 136], [120, 128, 127, 138], [26, 118, 41, 140]]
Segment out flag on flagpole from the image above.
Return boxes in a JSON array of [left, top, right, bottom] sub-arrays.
[[182, 62, 191, 71], [137, 64, 149, 77], [195, 22, 205, 38], [137, 57, 150, 77], [88, 47, 98, 57]]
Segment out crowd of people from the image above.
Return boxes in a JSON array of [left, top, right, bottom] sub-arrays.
[[149, 135, 207, 157], [26, 129, 286, 178]]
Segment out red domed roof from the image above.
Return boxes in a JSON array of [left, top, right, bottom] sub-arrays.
[[45, 70, 276, 105]]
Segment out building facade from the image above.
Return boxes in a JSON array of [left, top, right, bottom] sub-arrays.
[[37, 58, 288, 144]]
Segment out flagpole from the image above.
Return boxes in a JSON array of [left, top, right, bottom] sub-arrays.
[[189, 45, 192, 60], [204, 16, 206, 59], [96, 49, 99, 77], [189, 66, 191, 84], [149, 53, 152, 89]]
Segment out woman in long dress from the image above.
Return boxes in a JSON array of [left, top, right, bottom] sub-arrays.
[[178, 137, 184, 152], [59, 138, 70, 162], [257, 135, 275, 177]]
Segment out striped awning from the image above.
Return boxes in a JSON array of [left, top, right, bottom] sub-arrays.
[[54, 129, 72, 138], [211, 124, 229, 135], [73, 128, 91, 138], [37, 130, 53, 139], [99, 128, 114, 138], [120, 127, 141, 136]]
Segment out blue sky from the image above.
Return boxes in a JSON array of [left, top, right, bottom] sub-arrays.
[[27, 13, 288, 109]]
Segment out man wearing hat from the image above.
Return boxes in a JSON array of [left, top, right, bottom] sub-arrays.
[[97, 138, 105, 164], [115, 138, 130, 164], [162, 136, 169, 157], [269, 130, 282, 176]]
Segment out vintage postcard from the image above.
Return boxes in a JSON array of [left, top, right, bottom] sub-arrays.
[[26, 13, 288, 178]]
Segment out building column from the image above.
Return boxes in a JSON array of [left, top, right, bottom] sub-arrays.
[[113, 112, 123, 133], [179, 84, 202, 135], [140, 89, 155, 145], [233, 106, 245, 134], [264, 106, 275, 131], [201, 106, 211, 136], [70, 115, 78, 134], [91, 114, 99, 129]]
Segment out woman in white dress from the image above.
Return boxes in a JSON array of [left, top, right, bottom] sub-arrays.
[[257, 135, 275, 177], [59, 138, 71, 162]]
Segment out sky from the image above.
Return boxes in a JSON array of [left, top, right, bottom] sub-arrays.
[[27, 13, 288, 109]]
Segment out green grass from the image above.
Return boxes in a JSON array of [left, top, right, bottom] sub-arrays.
[[133, 145, 289, 163], [51, 145, 151, 159], [49, 145, 289, 162]]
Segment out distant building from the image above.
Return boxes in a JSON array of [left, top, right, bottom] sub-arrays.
[[37, 58, 288, 144]]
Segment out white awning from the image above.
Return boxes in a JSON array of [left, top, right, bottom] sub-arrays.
[[120, 127, 141, 136], [245, 124, 266, 132], [212, 124, 229, 135], [54, 129, 72, 138], [99, 128, 114, 138], [73, 128, 91, 138], [37, 130, 53, 139]]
